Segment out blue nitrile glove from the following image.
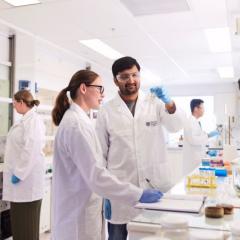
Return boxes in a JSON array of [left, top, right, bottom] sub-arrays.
[[104, 199, 111, 220], [11, 175, 20, 184], [208, 130, 220, 138], [139, 189, 163, 203], [207, 150, 218, 157], [150, 86, 171, 104]]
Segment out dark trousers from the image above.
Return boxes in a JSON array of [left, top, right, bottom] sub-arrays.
[[108, 222, 127, 240], [10, 199, 42, 240]]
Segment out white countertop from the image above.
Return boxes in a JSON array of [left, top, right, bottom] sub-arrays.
[[129, 173, 240, 238]]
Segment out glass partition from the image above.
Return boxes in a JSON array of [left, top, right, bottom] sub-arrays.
[[0, 64, 10, 98], [0, 102, 11, 136]]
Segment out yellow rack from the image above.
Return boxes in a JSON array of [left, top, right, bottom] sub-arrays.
[[186, 175, 217, 188]]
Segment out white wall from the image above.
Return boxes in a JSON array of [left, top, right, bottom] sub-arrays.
[[167, 82, 238, 125], [13, 30, 117, 102], [34, 40, 114, 93], [15, 33, 36, 93], [0, 34, 9, 64], [12, 27, 240, 126]]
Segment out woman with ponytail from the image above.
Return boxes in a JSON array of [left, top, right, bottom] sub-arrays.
[[3, 89, 46, 240], [51, 70, 161, 240]]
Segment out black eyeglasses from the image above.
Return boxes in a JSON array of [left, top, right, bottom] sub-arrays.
[[85, 84, 104, 94]]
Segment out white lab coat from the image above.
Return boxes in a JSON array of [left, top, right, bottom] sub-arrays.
[[3, 107, 46, 202], [96, 91, 184, 224], [182, 115, 208, 176], [51, 103, 142, 240]]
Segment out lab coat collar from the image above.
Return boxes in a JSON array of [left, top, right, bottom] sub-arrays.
[[134, 90, 146, 117], [114, 90, 146, 118], [115, 89, 145, 103], [21, 107, 36, 122], [190, 114, 199, 122], [70, 102, 91, 123], [189, 115, 202, 128]]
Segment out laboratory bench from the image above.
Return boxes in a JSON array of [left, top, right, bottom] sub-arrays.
[[128, 175, 240, 240]]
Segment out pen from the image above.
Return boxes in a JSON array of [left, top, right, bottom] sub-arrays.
[[145, 178, 158, 189]]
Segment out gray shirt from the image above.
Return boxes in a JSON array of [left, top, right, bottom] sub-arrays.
[[125, 99, 137, 116]]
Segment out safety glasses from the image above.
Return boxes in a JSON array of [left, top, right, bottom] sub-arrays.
[[85, 84, 104, 94], [116, 72, 140, 82]]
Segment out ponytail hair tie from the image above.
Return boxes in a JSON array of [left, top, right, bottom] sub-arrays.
[[66, 91, 71, 100]]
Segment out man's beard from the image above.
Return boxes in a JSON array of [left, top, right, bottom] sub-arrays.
[[120, 83, 139, 96]]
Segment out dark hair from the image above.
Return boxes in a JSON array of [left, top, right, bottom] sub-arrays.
[[52, 70, 99, 126], [190, 99, 204, 113], [112, 56, 140, 78], [14, 90, 40, 108]]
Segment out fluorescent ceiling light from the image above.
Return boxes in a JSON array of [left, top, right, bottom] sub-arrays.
[[204, 28, 231, 53], [217, 66, 234, 78], [3, 0, 40, 6], [79, 39, 123, 60]]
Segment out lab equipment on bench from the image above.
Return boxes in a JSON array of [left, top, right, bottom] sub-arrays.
[[205, 206, 224, 218], [156, 215, 189, 240], [186, 169, 217, 188], [214, 168, 227, 177], [201, 158, 210, 166], [207, 150, 218, 157], [233, 165, 240, 196], [210, 159, 224, 167]]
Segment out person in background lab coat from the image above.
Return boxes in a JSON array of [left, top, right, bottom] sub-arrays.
[[96, 56, 185, 240], [3, 90, 45, 240], [51, 69, 162, 240], [183, 99, 219, 175]]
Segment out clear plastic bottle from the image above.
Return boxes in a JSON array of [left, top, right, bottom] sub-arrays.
[[156, 215, 189, 240], [178, 135, 183, 147]]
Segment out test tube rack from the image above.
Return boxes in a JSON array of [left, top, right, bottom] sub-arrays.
[[186, 175, 217, 188]]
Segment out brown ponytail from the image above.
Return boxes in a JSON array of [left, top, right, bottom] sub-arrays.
[[14, 90, 40, 108], [52, 87, 70, 126], [31, 100, 40, 106], [52, 69, 99, 126]]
